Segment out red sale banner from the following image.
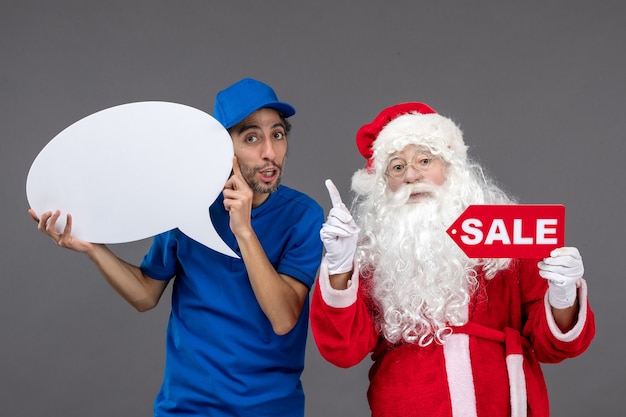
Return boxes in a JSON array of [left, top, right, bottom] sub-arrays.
[[446, 205, 565, 258]]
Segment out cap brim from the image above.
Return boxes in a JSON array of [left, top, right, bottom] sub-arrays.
[[263, 101, 296, 119], [220, 101, 296, 129]]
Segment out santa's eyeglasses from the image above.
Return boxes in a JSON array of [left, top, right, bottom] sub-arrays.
[[385, 155, 438, 179]]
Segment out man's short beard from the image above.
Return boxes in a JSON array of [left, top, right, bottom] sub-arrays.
[[239, 161, 284, 194], [353, 160, 514, 346]]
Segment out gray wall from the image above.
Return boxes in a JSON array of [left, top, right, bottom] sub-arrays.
[[2, 1, 624, 416]]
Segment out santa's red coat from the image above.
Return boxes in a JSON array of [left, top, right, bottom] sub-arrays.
[[310, 258, 595, 417]]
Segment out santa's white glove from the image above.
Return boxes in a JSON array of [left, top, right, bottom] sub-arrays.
[[320, 179, 359, 275], [538, 247, 584, 309]]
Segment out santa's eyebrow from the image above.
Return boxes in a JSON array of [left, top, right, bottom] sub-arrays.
[[390, 150, 435, 160]]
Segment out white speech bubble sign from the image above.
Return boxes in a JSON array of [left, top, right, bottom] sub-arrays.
[[26, 101, 238, 258]]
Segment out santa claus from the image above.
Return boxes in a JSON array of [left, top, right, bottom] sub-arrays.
[[310, 102, 595, 417]]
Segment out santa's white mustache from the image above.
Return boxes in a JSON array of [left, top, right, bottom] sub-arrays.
[[387, 182, 438, 206]]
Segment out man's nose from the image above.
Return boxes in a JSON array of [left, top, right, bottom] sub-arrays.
[[261, 137, 277, 160]]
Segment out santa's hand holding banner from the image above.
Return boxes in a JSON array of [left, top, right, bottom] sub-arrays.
[[310, 102, 595, 417]]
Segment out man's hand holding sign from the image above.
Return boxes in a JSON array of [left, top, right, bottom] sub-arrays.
[[26, 100, 238, 312]]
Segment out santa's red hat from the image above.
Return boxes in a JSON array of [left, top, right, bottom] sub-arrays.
[[355, 102, 467, 172]]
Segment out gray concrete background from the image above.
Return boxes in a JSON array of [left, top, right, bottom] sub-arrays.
[[2, 1, 624, 415]]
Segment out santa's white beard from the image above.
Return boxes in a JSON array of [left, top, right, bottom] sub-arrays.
[[354, 164, 513, 346]]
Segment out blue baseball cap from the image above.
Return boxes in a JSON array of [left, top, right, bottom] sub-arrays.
[[213, 78, 296, 129]]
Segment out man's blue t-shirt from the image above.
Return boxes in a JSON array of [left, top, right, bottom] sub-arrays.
[[140, 185, 324, 417]]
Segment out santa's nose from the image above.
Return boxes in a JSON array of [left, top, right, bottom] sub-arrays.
[[404, 166, 424, 182]]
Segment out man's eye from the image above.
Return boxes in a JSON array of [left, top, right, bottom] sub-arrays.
[[273, 132, 284, 140], [245, 135, 259, 143], [418, 158, 432, 166], [391, 163, 405, 172]]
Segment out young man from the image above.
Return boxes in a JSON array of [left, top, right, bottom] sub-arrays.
[[311, 102, 595, 417], [29, 78, 324, 416]]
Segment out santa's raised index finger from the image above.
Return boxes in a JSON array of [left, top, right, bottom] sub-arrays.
[[325, 179, 344, 208]]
